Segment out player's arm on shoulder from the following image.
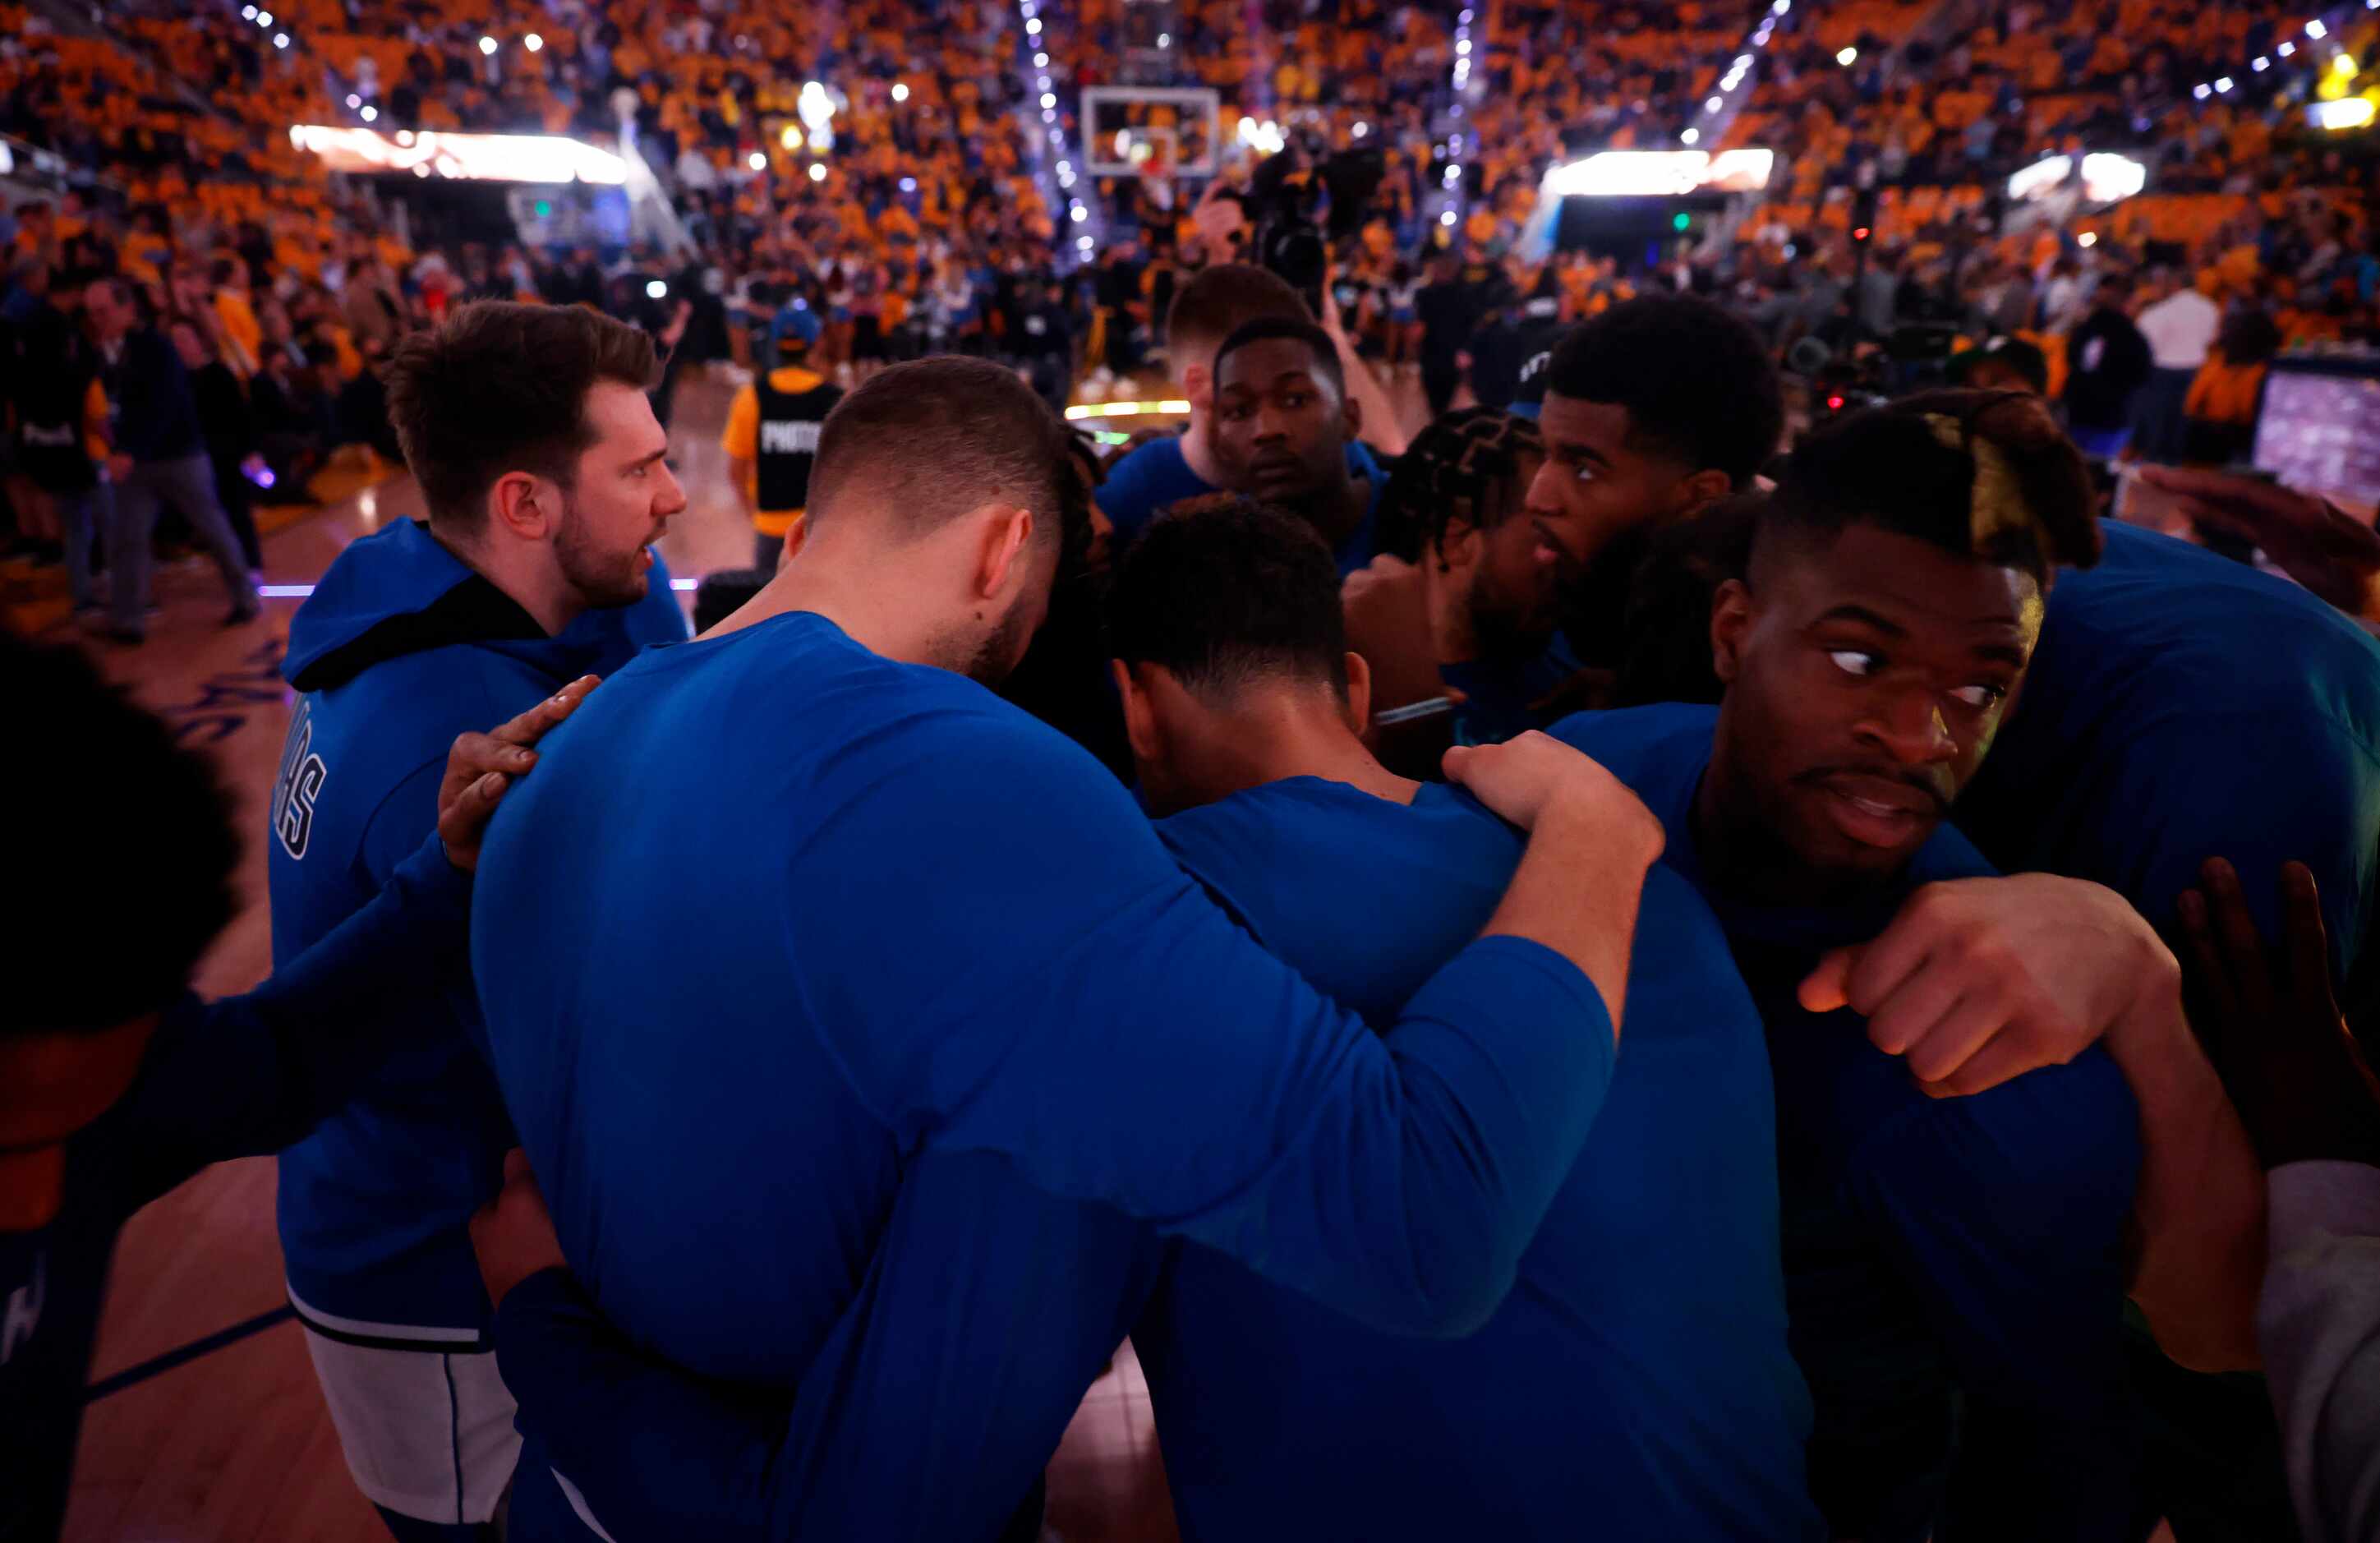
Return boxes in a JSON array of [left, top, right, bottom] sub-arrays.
[[792, 712, 1637, 1335]]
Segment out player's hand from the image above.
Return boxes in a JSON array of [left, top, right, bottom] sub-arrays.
[[470, 1149, 569, 1311], [2179, 859, 2380, 1168], [436, 675, 599, 871], [1445, 730, 1663, 855], [1800, 873, 2175, 1097], [2137, 465, 2380, 621]]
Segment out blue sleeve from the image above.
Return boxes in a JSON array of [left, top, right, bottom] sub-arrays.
[[793, 716, 1618, 1336], [1844, 1055, 2143, 1539], [107, 836, 472, 1209], [2108, 708, 2378, 985], [502, 1151, 1162, 1542], [357, 755, 448, 889]]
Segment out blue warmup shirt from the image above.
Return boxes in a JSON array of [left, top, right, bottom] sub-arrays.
[[471, 610, 1617, 1533], [1099, 434, 1393, 574], [1959, 520, 2380, 983], [268, 518, 688, 1338], [1553, 704, 2144, 1543], [1135, 777, 1823, 1542]]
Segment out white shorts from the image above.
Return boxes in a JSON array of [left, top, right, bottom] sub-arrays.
[[294, 1301, 520, 1524]]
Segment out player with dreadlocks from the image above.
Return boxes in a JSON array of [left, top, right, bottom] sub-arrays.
[[1554, 389, 2265, 1541], [1346, 408, 1588, 756]]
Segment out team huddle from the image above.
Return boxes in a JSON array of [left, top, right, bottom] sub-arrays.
[[8, 281, 2380, 1543]]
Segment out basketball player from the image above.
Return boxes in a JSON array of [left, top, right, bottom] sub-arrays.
[[0, 633, 588, 1543], [1554, 393, 2263, 1539], [1205, 319, 1390, 575], [468, 356, 1664, 1538], [720, 301, 842, 572], [1105, 500, 1821, 1541], [265, 302, 689, 1542], [1096, 263, 1334, 546]]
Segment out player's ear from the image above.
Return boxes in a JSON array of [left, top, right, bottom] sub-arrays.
[[1112, 659, 1160, 763], [489, 471, 552, 541], [1182, 360, 1212, 414], [974, 504, 1036, 601], [1709, 578, 1752, 684], [1342, 652, 1372, 734], [1670, 467, 1733, 518]]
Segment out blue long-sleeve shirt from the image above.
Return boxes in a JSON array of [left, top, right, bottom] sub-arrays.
[[2, 836, 471, 1543], [470, 610, 1619, 1531], [490, 775, 1812, 1543], [1958, 520, 2380, 985], [1553, 703, 2143, 1543]]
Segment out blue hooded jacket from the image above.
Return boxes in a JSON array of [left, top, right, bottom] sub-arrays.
[[267, 518, 689, 1338]]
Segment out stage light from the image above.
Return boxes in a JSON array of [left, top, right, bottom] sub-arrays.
[[780, 123, 801, 150], [242, 5, 256, 16], [2216, 76, 2235, 92], [1070, 203, 1087, 222], [1158, 31, 1171, 45], [256, 10, 272, 25], [2336, 53, 2359, 74], [1707, 96, 1724, 110], [525, 33, 542, 52], [1838, 47, 1857, 65], [2194, 83, 2212, 99], [2254, 57, 2270, 71], [2309, 18, 2329, 38], [2283, 40, 2299, 54], [808, 163, 826, 182], [646, 279, 667, 299], [360, 104, 376, 122], [2078, 230, 2099, 246], [1042, 92, 1056, 108], [900, 176, 916, 191], [891, 82, 909, 101], [274, 32, 288, 47], [1034, 52, 1048, 67], [479, 35, 497, 55], [1440, 210, 1457, 226], [1853, 225, 1870, 241], [2310, 96, 2378, 128], [1680, 127, 1701, 144], [748, 150, 768, 170], [1673, 211, 1692, 231], [346, 94, 361, 108], [1026, 16, 1041, 33]]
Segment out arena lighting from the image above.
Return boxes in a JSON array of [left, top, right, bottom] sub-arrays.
[[524, 33, 542, 52], [2310, 18, 2330, 38], [1062, 400, 1192, 420], [2078, 230, 2098, 246], [1543, 147, 1775, 196], [274, 32, 289, 47], [2195, 83, 2213, 98], [891, 82, 909, 102], [797, 81, 836, 132], [1706, 95, 1724, 110], [1034, 51, 1048, 67], [1440, 209, 1458, 225], [2283, 39, 2299, 53], [2006, 152, 2072, 200], [242, 4, 256, 16], [1070, 203, 1087, 221], [1158, 31, 1171, 45], [478, 35, 497, 55], [2338, 52, 2361, 73], [1026, 16, 1041, 33], [1041, 91, 1057, 108], [260, 584, 315, 597], [360, 104, 378, 122], [2217, 76, 2235, 92], [670, 578, 698, 592], [256, 10, 272, 25], [2256, 56, 2272, 70], [2309, 96, 2379, 128], [1352, 121, 1370, 136], [1837, 47, 1858, 65], [296, 124, 627, 182], [748, 150, 768, 170], [645, 279, 667, 299], [396, 129, 413, 145], [807, 162, 826, 182], [346, 94, 361, 108], [1680, 127, 1701, 143], [780, 123, 800, 150], [2078, 151, 2148, 200], [900, 175, 916, 191]]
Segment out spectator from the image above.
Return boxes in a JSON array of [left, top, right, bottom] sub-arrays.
[[82, 275, 259, 643], [2061, 274, 2153, 459]]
